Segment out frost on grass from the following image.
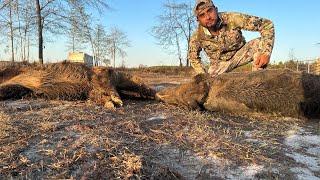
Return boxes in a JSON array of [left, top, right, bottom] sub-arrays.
[[285, 126, 320, 179]]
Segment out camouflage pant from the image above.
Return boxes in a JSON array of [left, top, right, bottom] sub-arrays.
[[208, 38, 265, 76]]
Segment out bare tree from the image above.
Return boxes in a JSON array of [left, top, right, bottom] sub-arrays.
[[8, 0, 15, 62], [0, 0, 34, 62], [34, 0, 109, 64], [106, 27, 130, 68], [68, 1, 113, 66], [15, 0, 35, 62], [0, 0, 108, 63], [34, 0, 42, 63], [71, 4, 98, 65], [66, 6, 85, 52], [152, 0, 196, 67], [288, 48, 296, 61], [0, 0, 16, 62], [93, 24, 109, 66]]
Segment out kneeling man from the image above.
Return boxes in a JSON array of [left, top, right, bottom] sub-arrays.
[[189, 0, 275, 76]]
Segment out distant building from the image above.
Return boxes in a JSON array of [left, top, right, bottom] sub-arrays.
[[315, 58, 320, 75], [67, 52, 93, 67]]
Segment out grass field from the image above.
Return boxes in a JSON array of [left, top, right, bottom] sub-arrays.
[[0, 69, 319, 179]]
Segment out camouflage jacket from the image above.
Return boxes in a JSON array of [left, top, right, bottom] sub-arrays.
[[188, 12, 275, 74]]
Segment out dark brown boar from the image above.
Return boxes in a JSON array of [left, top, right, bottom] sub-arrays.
[[156, 69, 320, 119], [0, 62, 156, 109]]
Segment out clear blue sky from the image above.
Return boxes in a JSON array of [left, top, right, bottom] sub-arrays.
[[41, 0, 320, 66]]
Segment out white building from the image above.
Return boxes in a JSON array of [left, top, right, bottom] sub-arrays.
[[315, 58, 320, 75], [67, 52, 93, 67]]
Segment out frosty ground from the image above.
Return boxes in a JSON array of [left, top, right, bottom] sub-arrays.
[[0, 70, 319, 179]]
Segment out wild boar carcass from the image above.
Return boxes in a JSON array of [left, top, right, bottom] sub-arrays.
[[156, 69, 320, 119], [0, 62, 156, 109]]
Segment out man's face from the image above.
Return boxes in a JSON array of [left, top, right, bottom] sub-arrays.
[[197, 7, 218, 28]]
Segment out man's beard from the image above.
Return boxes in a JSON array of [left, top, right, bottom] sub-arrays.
[[208, 17, 222, 31]]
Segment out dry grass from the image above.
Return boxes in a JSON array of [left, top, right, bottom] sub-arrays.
[[1, 98, 316, 179], [0, 70, 319, 179]]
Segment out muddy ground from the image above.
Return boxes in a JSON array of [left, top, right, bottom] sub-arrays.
[[0, 71, 319, 179]]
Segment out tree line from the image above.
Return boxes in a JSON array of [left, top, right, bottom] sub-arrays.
[[0, 0, 129, 67]]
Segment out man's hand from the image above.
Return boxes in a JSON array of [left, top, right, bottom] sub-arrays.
[[254, 54, 270, 69]]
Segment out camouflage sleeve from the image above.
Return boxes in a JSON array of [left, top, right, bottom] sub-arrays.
[[188, 31, 206, 74], [225, 12, 275, 56]]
